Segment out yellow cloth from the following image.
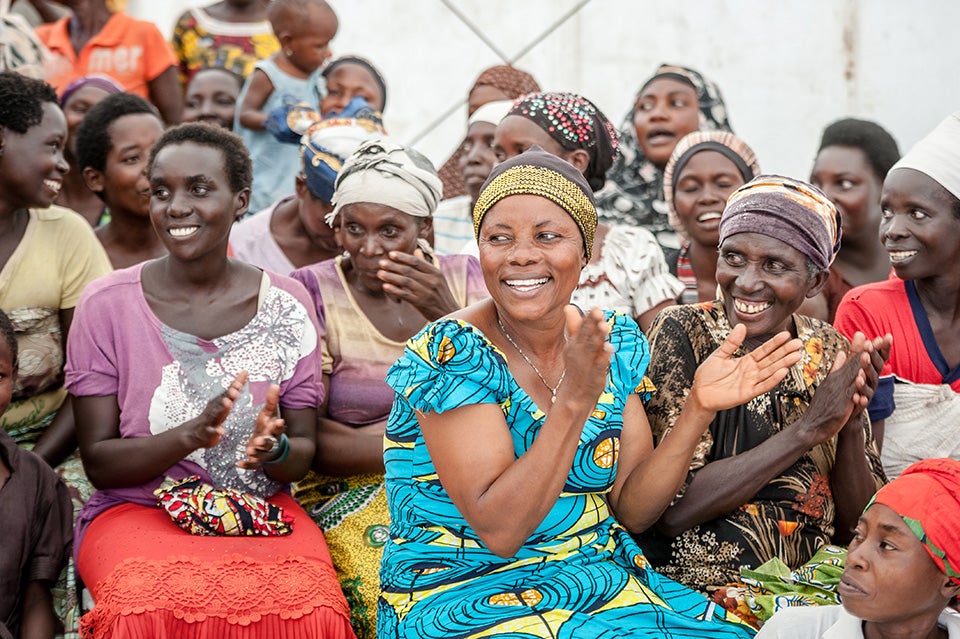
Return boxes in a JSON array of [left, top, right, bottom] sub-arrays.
[[294, 471, 388, 639], [0, 205, 111, 442]]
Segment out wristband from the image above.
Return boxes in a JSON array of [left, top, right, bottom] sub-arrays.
[[263, 433, 290, 465]]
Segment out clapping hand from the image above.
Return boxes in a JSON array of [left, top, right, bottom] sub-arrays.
[[691, 324, 803, 412], [845, 331, 892, 410], [237, 383, 286, 470], [184, 371, 249, 450], [560, 306, 614, 405]]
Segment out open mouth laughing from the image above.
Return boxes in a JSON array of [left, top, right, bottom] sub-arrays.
[[169, 226, 200, 238], [505, 277, 549, 293], [733, 298, 772, 315]]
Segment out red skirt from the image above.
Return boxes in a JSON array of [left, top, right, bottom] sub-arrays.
[[77, 493, 356, 639]]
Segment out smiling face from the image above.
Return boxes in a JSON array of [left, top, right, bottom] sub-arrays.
[[478, 194, 585, 323], [182, 68, 241, 130], [717, 232, 827, 340], [633, 77, 701, 169], [841, 503, 956, 628], [319, 62, 384, 116], [673, 150, 746, 247], [879, 167, 960, 280], [0, 102, 68, 210], [63, 84, 113, 158], [339, 202, 427, 293], [88, 113, 163, 218], [459, 121, 498, 205], [810, 145, 883, 241], [149, 142, 249, 261]]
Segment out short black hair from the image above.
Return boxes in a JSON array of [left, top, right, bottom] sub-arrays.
[[76, 93, 159, 174], [0, 71, 58, 133], [0, 308, 18, 373], [818, 118, 901, 182], [148, 123, 252, 193]]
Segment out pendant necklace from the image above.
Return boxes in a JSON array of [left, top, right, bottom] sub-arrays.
[[497, 315, 566, 403]]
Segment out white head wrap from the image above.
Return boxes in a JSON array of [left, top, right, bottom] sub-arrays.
[[891, 110, 960, 202], [468, 99, 513, 127], [328, 138, 442, 224]]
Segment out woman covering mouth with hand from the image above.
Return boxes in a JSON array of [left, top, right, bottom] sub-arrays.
[[637, 175, 889, 596]]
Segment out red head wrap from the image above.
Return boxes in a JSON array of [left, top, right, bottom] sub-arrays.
[[870, 458, 960, 585]]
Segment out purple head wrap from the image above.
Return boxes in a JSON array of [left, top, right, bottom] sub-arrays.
[[719, 175, 841, 271]]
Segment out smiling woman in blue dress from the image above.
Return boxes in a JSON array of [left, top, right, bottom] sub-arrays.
[[377, 146, 814, 638]]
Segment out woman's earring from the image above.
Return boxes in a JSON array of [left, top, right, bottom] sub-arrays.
[[285, 49, 293, 57]]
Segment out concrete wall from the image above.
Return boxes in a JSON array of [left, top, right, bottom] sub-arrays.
[[131, 0, 959, 180]]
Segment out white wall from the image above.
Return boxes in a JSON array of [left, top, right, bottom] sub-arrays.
[[131, 0, 960, 180]]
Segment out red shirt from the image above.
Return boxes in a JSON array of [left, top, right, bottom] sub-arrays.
[[36, 13, 176, 97], [835, 278, 960, 420]]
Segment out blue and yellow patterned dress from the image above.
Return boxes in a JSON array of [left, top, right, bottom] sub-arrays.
[[380, 313, 754, 638]]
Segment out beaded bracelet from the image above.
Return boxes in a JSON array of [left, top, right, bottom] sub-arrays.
[[263, 433, 290, 466]]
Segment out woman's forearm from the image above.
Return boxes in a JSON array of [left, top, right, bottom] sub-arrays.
[[31, 396, 76, 468], [656, 421, 818, 537], [456, 399, 593, 558], [82, 425, 201, 489], [313, 418, 387, 476], [612, 399, 715, 533], [830, 418, 878, 545]]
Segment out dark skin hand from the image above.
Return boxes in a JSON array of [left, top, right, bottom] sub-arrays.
[[76, 371, 315, 488], [829, 334, 890, 544], [657, 333, 889, 538], [376, 248, 460, 321]]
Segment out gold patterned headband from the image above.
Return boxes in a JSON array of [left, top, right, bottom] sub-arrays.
[[472, 165, 597, 260]]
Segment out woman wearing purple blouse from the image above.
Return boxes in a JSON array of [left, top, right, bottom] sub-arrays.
[[290, 138, 488, 639], [64, 124, 353, 638]]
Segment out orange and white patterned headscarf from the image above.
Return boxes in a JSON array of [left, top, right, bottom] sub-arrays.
[[719, 175, 841, 271]]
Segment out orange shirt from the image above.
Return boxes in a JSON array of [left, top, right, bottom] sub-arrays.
[[36, 13, 176, 97]]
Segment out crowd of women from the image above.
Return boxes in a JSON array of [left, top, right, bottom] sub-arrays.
[[1, 1, 959, 638]]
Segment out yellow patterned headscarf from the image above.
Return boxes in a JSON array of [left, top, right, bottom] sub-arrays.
[[473, 146, 597, 259]]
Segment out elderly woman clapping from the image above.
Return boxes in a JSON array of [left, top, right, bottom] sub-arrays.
[[377, 148, 814, 638], [638, 175, 890, 592]]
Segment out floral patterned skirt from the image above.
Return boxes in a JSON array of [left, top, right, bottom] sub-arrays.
[[294, 471, 388, 639]]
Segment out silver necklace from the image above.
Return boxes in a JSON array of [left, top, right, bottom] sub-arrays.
[[496, 315, 566, 403]]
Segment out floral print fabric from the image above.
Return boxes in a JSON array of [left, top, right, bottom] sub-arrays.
[[637, 301, 885, 590]]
